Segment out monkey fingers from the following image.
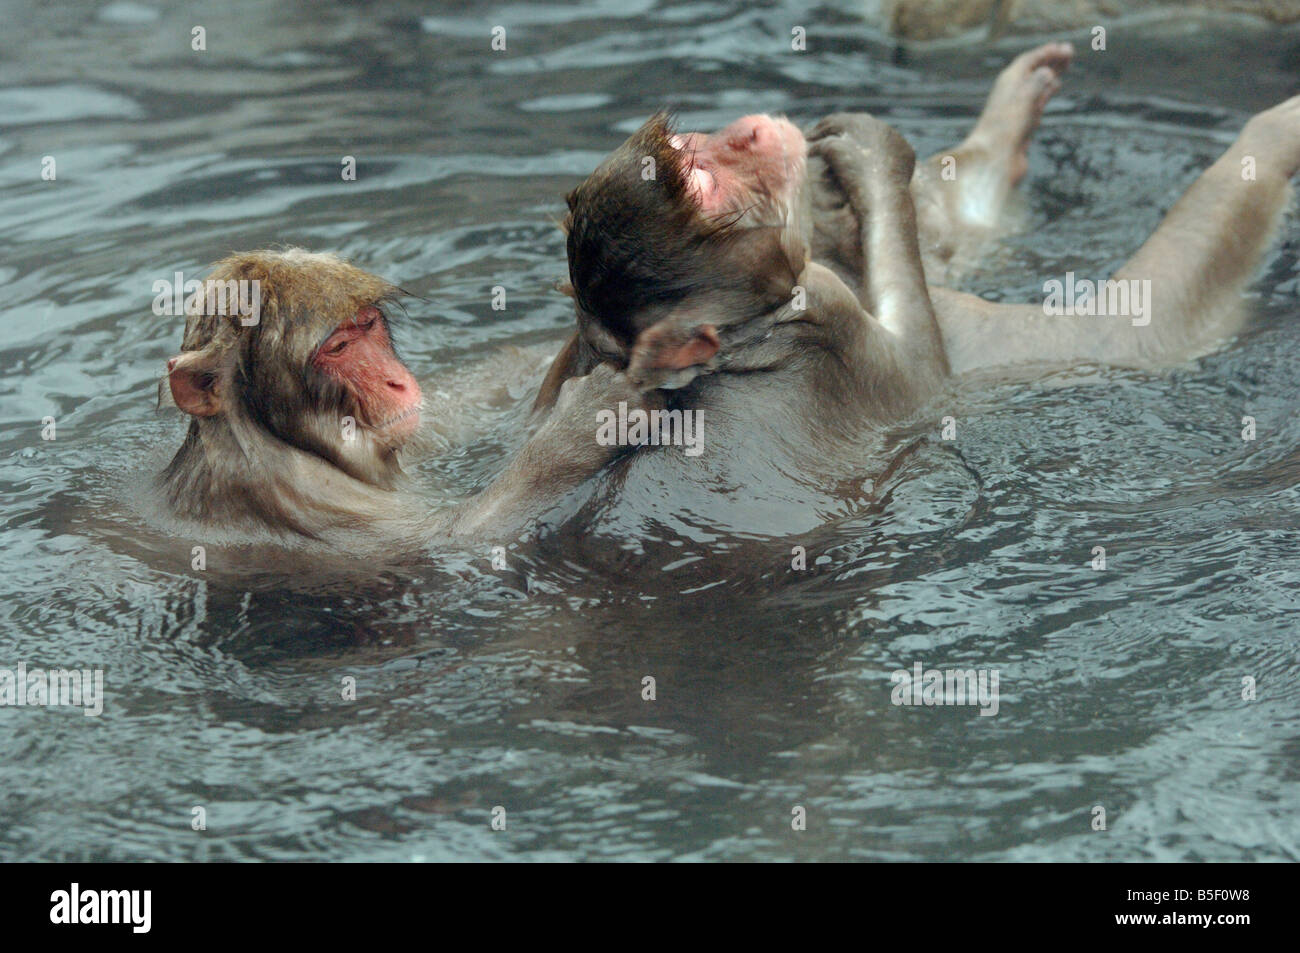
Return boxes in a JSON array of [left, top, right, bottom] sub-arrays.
[[446, 365, 664, 537], [806, 113, 916, 183]]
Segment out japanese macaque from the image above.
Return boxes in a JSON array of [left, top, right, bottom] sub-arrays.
[[157, 249, 653, 547], [535, 42, 1300, 482]]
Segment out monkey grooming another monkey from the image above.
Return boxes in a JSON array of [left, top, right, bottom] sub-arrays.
[[529, 43, 1300, 532], [157, 249, 655, 548]]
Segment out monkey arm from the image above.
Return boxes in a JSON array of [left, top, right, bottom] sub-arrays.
[[806, 114, 951, 380], [442, 363, 658, 538], [775, 260, 941, 416], [528, 330, 600, 420], [530, 331, 582, 415]]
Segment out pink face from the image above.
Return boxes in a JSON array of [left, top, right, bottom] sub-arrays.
[[312, 305, 422, 440], [668, 114, 807, 215]]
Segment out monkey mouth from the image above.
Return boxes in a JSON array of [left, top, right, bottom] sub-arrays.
[[375, 406, 421, 437]]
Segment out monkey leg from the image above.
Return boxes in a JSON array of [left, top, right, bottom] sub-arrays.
[[1106, 94, 1298, 357], [911, 42, 1074, 282], [932, 94, 1300, 373]]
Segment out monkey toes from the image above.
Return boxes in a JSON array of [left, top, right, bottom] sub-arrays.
[[1240, 94, 1300, 179], [968, 41, 1073, 185], [989, 42, 1073, 121]]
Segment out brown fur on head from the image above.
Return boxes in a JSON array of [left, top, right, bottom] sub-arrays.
[[159, 249, 422, 533], [177, 247, 399, 354], [562, 112, 810, 389]]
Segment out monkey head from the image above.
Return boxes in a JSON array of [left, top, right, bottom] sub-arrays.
[[163, 249, 422, 489], [563, 112, 813, 390]]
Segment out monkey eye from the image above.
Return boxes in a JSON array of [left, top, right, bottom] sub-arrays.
[[317, 314, 380, 360]]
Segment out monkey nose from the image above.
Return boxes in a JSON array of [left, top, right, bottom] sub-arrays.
[[167, 357, 178, 371]]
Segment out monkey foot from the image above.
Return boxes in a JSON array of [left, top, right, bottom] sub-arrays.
[[1238, 93, 1300, 179], [965, 41, 1073, 186]]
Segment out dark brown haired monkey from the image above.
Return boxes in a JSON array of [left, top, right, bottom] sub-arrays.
[[535, 42, 1300, 505]]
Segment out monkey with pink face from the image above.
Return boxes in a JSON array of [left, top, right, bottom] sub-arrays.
[[156, 248, 658, 553], [528, 43, 1300, 531]]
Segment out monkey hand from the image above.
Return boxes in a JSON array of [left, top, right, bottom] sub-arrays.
[[535, 363, 668, 471], [447, 365, 665, 537], [807, 114, 917, 216]]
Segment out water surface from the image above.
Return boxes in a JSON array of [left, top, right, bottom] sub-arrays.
[[1, 1, 1298, 861]]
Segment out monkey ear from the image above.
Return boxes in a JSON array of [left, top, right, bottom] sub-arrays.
[[167, 351, 225, 417], [627, 321, 721, 389]]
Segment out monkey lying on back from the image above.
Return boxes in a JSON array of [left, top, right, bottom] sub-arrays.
[[532, 43, 1300, 532], [157, 248, 653, 549]]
